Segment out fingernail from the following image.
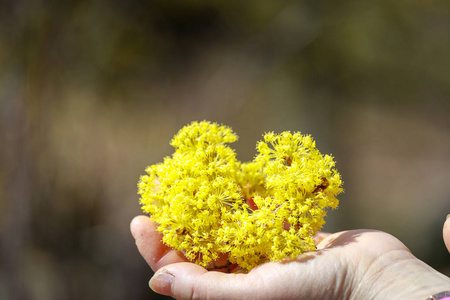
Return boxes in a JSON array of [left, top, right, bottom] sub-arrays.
[[447, 214, 450, 220], [149, 271, 174, 296]]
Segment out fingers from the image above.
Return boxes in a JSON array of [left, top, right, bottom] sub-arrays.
[[132, 223, 346, 299], [130, 215, 189, 271], [148, 250, 343, 300], [314, 231, 332, 248], [131, 216, 256, 299], [444, 214, 450, 254], [150, 262, 251, 299]]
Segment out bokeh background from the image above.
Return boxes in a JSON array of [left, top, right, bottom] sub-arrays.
[[1, 1, 450, 299]]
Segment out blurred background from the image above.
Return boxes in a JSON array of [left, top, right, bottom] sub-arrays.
[[1, 0, 450, 299]]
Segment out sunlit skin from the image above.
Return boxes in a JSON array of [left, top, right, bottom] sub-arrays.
[[445, 215, 450, 253], [131, 215, 450, 300]]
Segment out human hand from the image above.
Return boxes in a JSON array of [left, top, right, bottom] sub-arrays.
[[131, 215, 450, 300], [444, 215, 450, 254]]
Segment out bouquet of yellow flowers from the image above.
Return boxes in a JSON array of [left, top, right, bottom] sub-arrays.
[[138, 121, 343, 271]]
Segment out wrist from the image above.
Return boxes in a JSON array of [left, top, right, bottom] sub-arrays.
[[352, 250, 450, 300]]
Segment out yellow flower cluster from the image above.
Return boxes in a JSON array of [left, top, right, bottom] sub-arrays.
[[138, 121, 343, 271]]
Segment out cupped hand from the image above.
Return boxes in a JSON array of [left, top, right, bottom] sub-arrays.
[[131, 215, 450, 300]]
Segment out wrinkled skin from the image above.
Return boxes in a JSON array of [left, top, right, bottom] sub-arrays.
[[131, 215, 450, 300]]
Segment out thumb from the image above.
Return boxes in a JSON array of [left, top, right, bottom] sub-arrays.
[[149, 262, 252, 300], [148, 251, 339, 300], [444, 214, 450, 254]]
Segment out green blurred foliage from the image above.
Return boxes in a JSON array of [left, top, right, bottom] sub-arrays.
[[1, 0, 450, 299]]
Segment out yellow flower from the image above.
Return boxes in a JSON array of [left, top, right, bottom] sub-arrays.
[[138, 121, 343, 271]]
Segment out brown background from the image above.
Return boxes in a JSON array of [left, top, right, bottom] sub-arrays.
[[1, 1, 450, 299]]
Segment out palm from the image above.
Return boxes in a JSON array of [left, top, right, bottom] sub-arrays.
[[131, 215, 450, 300]]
